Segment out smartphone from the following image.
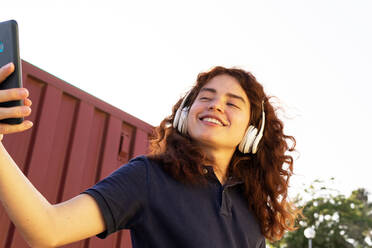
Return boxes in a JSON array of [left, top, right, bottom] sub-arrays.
[[0, 20, 23, 124]]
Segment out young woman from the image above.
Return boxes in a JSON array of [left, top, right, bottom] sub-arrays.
[[0, 62, 299, 247]]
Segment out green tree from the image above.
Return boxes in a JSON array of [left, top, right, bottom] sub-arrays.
[[269, 179, 372, 248]]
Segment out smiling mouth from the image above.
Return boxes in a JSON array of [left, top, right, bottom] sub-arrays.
[[199, 117, 225, 126]]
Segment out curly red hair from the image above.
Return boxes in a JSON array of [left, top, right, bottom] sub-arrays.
[[147, 66, 300, 241]]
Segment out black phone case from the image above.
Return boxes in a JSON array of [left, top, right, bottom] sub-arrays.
[[0, 20, 23, 124]]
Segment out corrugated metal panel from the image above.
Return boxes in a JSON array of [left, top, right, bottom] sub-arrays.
[[0, 60, 153, 248]]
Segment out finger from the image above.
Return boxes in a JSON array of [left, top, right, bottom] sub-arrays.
[[0, 120, 33, 135], [0, 88, 29, 103], [0, 63, 15, 83], [0, 106, 32, 120], [24, 98, 32, 107]]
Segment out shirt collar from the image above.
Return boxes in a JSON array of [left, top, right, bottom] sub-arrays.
[[202, 165, 244, 187]]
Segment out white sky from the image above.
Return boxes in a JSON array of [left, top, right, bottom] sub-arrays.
[[2, 0, 372, 199]]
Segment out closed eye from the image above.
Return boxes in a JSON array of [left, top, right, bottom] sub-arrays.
[[227, 102, 239, 108], [200, 97, 239, 108], [200, 97, 211, 101]]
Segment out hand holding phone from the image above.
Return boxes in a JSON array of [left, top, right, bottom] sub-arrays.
[[0, 62, 33, 140], [0, 20, 33, 140], [0, 20, 23, 124]]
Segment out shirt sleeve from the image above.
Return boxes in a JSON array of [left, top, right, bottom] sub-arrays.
[[81, 155, 148, 239]]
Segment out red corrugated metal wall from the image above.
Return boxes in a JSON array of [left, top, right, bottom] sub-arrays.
[[0, 60, 154, 248]]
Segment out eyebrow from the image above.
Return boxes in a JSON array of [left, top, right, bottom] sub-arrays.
[[200, 87, 247, 104]]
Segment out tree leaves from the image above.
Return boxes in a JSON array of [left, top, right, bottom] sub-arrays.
[[268, 179, 372, 248]]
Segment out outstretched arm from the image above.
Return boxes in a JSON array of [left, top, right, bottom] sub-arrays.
[[0, 63, 106, 247]]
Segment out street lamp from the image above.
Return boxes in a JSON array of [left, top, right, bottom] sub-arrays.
[[304, 227, 316, 248]]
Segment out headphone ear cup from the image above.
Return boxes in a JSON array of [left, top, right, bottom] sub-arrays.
[[173, 90, 192, 134], [251, 132, 263, 154], [239, 125, 257, 153], [252, 105, 265, 154], [178, 109, 185, 133], [245, 126, 258, 153], [173, 107, 182, 130], [239, 126, 251, 153], [179, 108, 189, 135]]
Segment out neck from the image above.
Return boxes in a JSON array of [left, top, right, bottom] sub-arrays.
[[202, 146, 235, 184]]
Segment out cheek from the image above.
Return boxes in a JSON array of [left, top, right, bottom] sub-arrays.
[[186, 105, 198, 130], [232, 112, 250, 135], [187, 103, 202, 121]]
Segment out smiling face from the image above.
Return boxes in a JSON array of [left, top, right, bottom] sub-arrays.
[[186, 74, 251, 151]]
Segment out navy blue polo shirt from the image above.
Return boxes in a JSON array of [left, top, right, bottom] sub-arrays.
[[82, 155, 265, 248]]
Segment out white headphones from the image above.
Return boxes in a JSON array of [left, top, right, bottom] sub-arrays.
[[238, 101, 265, 154], [173, 91, 265, 154]]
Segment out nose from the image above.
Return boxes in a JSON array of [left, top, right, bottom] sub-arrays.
[[208, 98, 224, 113]]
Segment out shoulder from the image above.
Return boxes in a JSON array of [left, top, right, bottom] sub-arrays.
[[115, 155, 150, 171], [122, 155, 160, 170], [84, 155, 159, 201], [127, 155, 179, 185], [113, 155, 163, 177]]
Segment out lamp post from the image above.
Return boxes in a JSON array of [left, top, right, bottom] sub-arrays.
[[304, 227, 316, 248]]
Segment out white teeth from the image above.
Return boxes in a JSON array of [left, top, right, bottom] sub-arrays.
[[201, 117, 223, 126]]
